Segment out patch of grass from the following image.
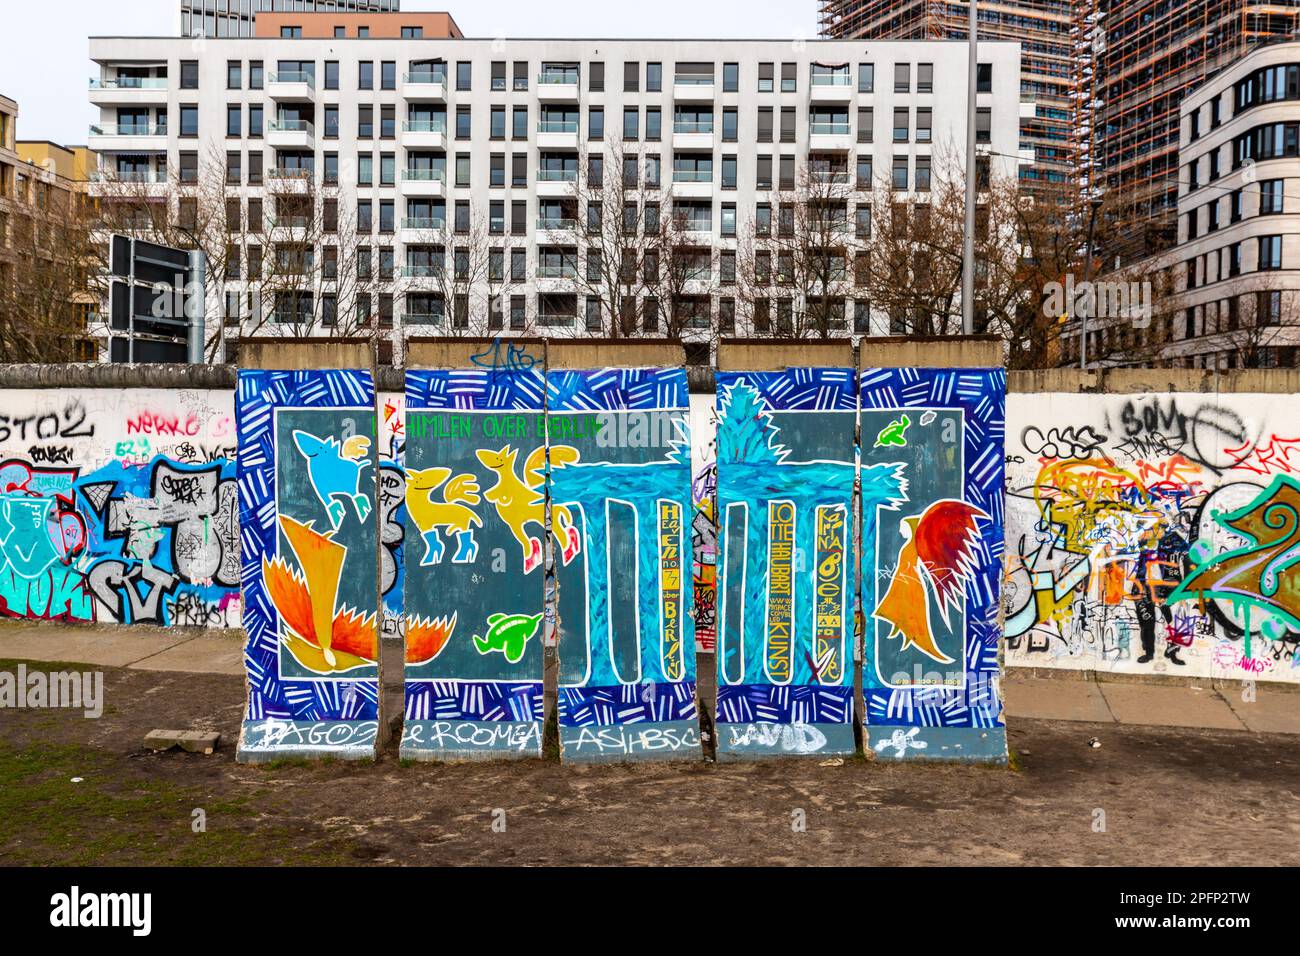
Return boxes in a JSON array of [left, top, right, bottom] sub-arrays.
[[0, 742, 353, 866]]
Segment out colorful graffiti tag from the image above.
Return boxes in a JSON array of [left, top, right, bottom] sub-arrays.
[[400, 367, 547, 760], [550, 368, 699, 762], [0, 390, 241, 628], [714, 369, 864, 759], [1005, 392, 1300, 683], [236, 370, 381, 761], [861, 368, 1007, 763]]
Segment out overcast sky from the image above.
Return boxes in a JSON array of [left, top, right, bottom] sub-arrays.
[[0, 0, 818, 145]]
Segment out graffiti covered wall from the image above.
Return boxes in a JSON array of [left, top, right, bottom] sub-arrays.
[[714, 369, 861, 759], [0, 389, 240, 629], [236, 370, 381, 761], [400, 367, 547, 760], [1007, 390, 1300, 684], [551, 368, 699, 762]]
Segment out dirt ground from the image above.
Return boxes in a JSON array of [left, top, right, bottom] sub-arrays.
[[1, 660, 1297, 867]]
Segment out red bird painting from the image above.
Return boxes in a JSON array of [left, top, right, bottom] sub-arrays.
[[875, 499, 988, 664]]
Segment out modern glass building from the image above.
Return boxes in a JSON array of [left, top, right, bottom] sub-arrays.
[[180, 1, 400, 39]]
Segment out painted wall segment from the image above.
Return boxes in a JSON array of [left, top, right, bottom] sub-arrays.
[[549, 367, 700, 762]]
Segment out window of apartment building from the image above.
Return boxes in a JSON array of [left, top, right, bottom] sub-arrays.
[[249, 61, 263, 89], [455, 200, 471, 233], [590, 61, 604, 92], [780, 107, 795, 143], [325, 61, 339, 90], [359, 61, 374, 89], [323, 152, 339, 185], [916, 156, 932, 191], [514, 61, 529, 91], [1261, 178, 1284, 214], [976, 107, 991, 143], [513, 106, 528, 139], [248, 151, 263, 185], [490, 200, 505, 234], [226, 150, 242, 184], [646, 107, 662, 141], [227, 61, 241, 89], [512, 201, 526, 235], [323, 198, 338, 232], [457, 62, 472, 91], [227, 105, 241, 137], [624, 61, 640, 92], [723, 62, 739, 92], [281, 25, 303, 38], [722, 108, 738, 142], [181, 60, 198, 89], [894, 63, 910, 93], [358, 200, 373, 233], [759, 62, 774, 92], [856, 204, 873, 238], [624, 107, 639, 141], [917, 63, 933, 93], [249, 104, 263, 137], [756, 155, 773, 190], [180, 105, 198, 137], [893, 108, 909, 142], [1207, 198, 1220, 232], [779, 155, 796, 190], [511, 248, 527, 280], [456, 106, 471, 139], [359, 105, 373, 138], [758, 107, 774, 143], [1209, 148, 1220, 180], [1211, 96, 1221, 129], [976, 155, 990, 189], [857, 155, 873, 189], [1189, 108, 1201, 143], [781, 62, 797, 93], [721, 155, 737, 190], [359, 153, 374, 186], [645, 154, 661, 188], [916, 108, 932, 143], [382, 62, 397, 91], [858, 107, 873, 143], [381, 153, 395, 186], [513, 153, 528, 187], [647, 62, 663, 93], [455, 153, 471, 187], [323, 105, 339, 138], [589, 106, 604, 140], [721, 203, 737, 237], [489, 106, 506, 140], [977, 63, 993, 94], [491, 154, 505, 187], [1259, 234, 1283, 270], [892, 157, 908, 190], [402, 25, 424, 39], [492, 61, 507, 91], [1258, 289, 1282, 325], [858, 62, 874, 93]]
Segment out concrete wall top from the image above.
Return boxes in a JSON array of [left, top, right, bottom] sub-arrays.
[[238, 339, 374, 371], [718, 339, 854, 371], [1010, 368, 1300, 394], [859, 336, 1004, 370], [404, 337, 546, 370], [548, 339, 686, 371], [0, 363, 236, 389]]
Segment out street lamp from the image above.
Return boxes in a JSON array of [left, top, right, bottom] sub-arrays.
[[962, 0, 978, 337]]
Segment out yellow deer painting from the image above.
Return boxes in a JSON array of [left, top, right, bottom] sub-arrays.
[[405, 467, 482, 566], [476, 445, 582, 574]]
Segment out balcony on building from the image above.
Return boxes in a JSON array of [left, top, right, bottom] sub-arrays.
[[266, 162, 315, 193], [87, 119, 167, 153], [672, 157, 714, 198], [87, 162, 169, 197], [403, 292, 446, 328], [673, 108, 715, 150], [402, 116, 446, 149], [810, 63, 854, 102], [537, 109, 580, 149], [674, 64, 716, 102], [537, 293, 578, 328], [268, 65, 316, 102], [401, 165, 446, 197], [537, 156, 579, 197], [809, 109, 853, 151], [536, 198, 578, 243], [537, 63, 580, 102], [403, 62, 447, 101], [400, 215, 447, 242], [267, 116, 315, 150], [89, 68, 168, 106]]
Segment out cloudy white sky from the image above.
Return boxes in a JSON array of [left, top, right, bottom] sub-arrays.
[[1, 0, 818, 145]]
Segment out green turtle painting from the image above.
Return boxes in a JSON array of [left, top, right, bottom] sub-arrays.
[[874, 414, 911, 448], [472, 612, 544, 664]]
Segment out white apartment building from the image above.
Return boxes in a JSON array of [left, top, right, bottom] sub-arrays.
[[88, 23, 1024, 362], [1066, 40, 1300, 369]]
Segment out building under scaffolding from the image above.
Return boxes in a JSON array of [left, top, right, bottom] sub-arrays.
[[821, 0, 1300, 263], [818, 0, 1084, 197]]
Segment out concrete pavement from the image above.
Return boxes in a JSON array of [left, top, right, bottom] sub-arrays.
[[1, 621, 1297, 734]]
